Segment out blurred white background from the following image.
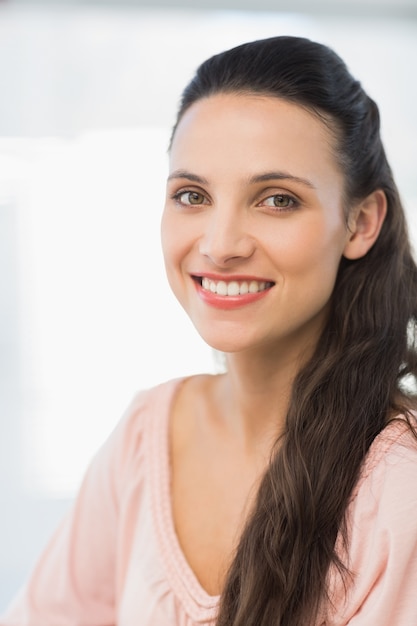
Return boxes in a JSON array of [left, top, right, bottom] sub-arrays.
[[1, 0, 416, 610]]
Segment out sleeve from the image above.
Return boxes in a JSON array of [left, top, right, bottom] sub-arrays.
[[0, 391, 147, 626], [335, 429, 417, 625]]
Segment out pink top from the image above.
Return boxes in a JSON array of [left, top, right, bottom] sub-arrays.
[[2, 377, 417, 626]]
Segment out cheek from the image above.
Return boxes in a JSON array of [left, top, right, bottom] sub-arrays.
[[160, 210, 194, 289], [267, 217, 347, 283], [160, 210, 179, 267]]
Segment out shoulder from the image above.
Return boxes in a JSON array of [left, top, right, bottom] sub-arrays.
[[346, 417, 417, 539], [88, 377, 187, 495], [327, 419, 417, 623], [351, 416, 417, 510], [344, 416, 417, 573], [113, 376, 187, 446], [117, 377, 186, 442]]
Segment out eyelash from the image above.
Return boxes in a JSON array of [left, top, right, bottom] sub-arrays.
[[170, 190, 300, 212]]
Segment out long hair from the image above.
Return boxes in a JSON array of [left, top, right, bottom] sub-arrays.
[[171, 36, 417, 625]]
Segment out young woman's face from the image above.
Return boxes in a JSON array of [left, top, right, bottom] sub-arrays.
[[161, 93, 352, 356]]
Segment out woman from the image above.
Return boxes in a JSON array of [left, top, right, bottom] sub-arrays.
[[2, 35, 417, 626]]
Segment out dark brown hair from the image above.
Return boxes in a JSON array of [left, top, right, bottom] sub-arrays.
[[171, 36, 417, 625]]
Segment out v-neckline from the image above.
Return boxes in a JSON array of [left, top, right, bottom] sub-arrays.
[[148, 377, 221, 623]]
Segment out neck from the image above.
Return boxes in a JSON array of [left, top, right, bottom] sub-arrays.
[[213, 343, 308, 457]]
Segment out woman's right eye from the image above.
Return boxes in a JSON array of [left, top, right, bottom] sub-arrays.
[[173, 191, 207, 205]]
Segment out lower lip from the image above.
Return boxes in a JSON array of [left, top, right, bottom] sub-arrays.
[[194, 281, 272, 310]]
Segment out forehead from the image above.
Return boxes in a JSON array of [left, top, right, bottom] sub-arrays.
[[170, 93, 341, 184]]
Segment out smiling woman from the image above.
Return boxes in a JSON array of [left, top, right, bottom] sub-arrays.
[[161, 94, 374, 357], [2, 35, 417, 626]]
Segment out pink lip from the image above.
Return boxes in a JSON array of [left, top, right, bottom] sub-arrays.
[[192, 275, 274, 310], [195, 272, 274, 282]]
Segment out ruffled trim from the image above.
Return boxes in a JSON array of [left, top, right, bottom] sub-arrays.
[[147, 378, 220, 624]]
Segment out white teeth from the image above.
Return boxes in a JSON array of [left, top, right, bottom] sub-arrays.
[[217, 281, 227, 296], [227, 281, 240, 296], [200, 278, 271, 296]]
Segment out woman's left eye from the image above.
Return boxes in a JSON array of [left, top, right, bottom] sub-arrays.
[[261, 194, 297, 210]]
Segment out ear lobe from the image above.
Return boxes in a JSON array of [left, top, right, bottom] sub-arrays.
[[343, 189, 387, 260]]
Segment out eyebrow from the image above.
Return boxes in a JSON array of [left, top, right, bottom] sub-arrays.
[[249, 171, 316, 189], [167, 170, 209, 184], [167, 169, 316, 189]]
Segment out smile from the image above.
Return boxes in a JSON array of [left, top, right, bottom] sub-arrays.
[[191, 275, 274, 310], [200, 277, 273, 296]]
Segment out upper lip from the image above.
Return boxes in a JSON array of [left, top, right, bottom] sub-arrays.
[[191, 272, 275, 283]]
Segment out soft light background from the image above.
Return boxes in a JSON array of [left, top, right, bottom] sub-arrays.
[[0, 0, 416, 610]]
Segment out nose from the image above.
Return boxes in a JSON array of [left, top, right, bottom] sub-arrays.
[[198, 206, 255, 267]]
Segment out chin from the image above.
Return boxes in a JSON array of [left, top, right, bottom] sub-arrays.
[[195, 326, 261, 355]]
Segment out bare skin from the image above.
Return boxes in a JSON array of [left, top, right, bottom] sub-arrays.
[[170, 373, 278, 596], [170, 339, 318, 595]]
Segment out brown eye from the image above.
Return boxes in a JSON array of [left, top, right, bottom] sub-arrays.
[[181, 191, 206, 205], [272, 194, 291, 208], [262, 194, 298, 210]]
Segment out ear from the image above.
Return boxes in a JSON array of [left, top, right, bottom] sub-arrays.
[[343, 189, 387, 260]]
